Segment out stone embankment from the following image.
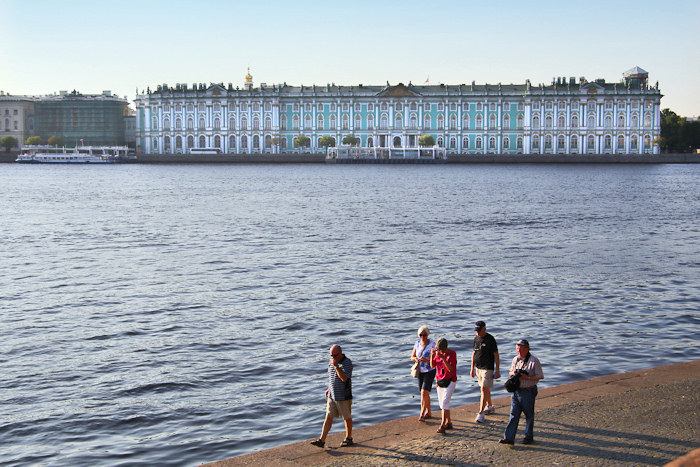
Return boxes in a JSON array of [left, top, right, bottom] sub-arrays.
[[204, 360, 699, 467]]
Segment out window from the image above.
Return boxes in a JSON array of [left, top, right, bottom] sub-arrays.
[[462, 136, 469, 149], [532, 116, 540, 129], [331, 103, 337, 112], [449, 115, 457, 130], [164, 104, 170, 112], [199, 117, 206, 129], [450, 103, 457, 111], [355, 114, 361, 129], [253, 135, 259, 149], [450, 137, 456, 148], [557, 135, 565, 152], [437, 115, 444, 129], [489, 137, 496, 150], [317, 103, 324, 111], [164, 118, 170, 130], [199, 135, 205, 148], [264, 102, 271, 111], [214, 103, 221, 112], [368, 103, 374, 111], [545, 101, 552, 110], [380, 114, 388, 130], [571, 135, 578, 149], [215, 135, 221, 148], [517, 136, 523, 149], [604, 116, 612, 129], [604, 135, 612, 149], [477, 102, 483, 111], [14, 121, 18, 130], [476, 114, 483, 129], [152, 137, 158, 149], [367, 114, 374, 130], [355, 103, 361, 112], [617, 135, 625, 151], [532, 136, 540, 149], [503, 114, 510, 129], [545, 115, 552, 128], [587, 135, 595, 152], [617, 115, 625, 128], [305, 103, 311, 112], [280, 116, 287, 130], [228, 118, 234, 130], [517, 114, 524, 130], [437, 136, 444, 147], [187, 103, 194, 112], [317, 115, 324, 129], [293, 115, 299, 130], [409, 114, 417, 129], [229, 135, 236, 150], [503, 136, 510, 150], [424, 114, 431, 129], [265, 135, 272, 149], [558, 115, 565, 128], [253, 117, 260, 130], [463, 114, 470, 129], [631, 135, 638, 149], [304, 115, 311, 128], [330, 114, 336, 129], [587, 115, 596, 128], [532, 101, 540, 110], [476, 136, 482, 149], [241, 117, 248, 130], [437, 103, 444, 111], [571, 115, 579, 128], [187, 135, 194, 148], [176, 118, 182, 130], [342, 114, 349, 130], [545, 135, 552, 150], [241, 135, 248, 149], [517, 102, 524, 111], [489, 114, 496, 129], [214, 118, 221, 130], [175, 104, 182, 112], [188, 118, 194, 130], [631, 115, 639, 127], [424, 102, 431, 111], [644, 115, 652, 127], [265, 117, 271, 130]]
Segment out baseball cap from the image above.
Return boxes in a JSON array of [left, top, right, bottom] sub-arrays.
[[474, 320, 485, 331]]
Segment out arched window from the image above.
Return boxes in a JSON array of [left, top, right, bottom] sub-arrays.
[[532, 135, 540, 149], [544, 135, 552, 150], [152, 137, 158, 149], [280, 116, 287, 130], [503, 136, 510, 149], [532, 116, 539, 129], [304, 115, 311, 128], [617, 115, 625, 127], [265, 117, 271, 130], [604, 116, 612, 129], [164, 118, 170, 130], [544, 115, 552, 128], [617, 135, 625, 152], [355, 114, 361, 129], [241, 135, 248, 149], [558, 115, 565, 128], [437, 136, 444, 147], [476, 136, 482, 149], [571, 135, 578, 150], [175, 118, 182, 130], [292, 115, 299, 130], [437, 115, 444, 129], [631, 135, 638, 149], [152, 117, 158, 130], [503, 114, 510, 129], [241, 117, 248, 130], [253, 117, 260, 130], [367, 136, 374, 147], [462, 136, 469, 149], [187, 135, 194, 149], [450, 137, 456, 148], [587, 115, 596, 128], [517, 114, 524, 130], [367, 114, 374, 130], [265, 135, 272, 149], [214, 135, 221, 148], [644, 135, 651, 149], [164, 136, 171, 151], [516, 136, 523, 150], [424, 114, 431, 129], [489, 136, 496, 150], [449, 114, 457, 130], [176, 136, 182, 149], [253, 135, 259, 149], [571, 115, 579, 128], [394, 113, 402, 129], [280, 137, 286, 149], [587, 135, 595, 152], [557, 135, 565, 152], [330, 115, 336, 129], [199, 135, 206, 148], [604, 134, 611, 149], [489, 114, 496, 129], [199, 117, 206, 129], [644, 115, 652, 127], [380, 114, 388, 130], [317, 115, 324, 130], [229, 135, 236, 151], [214, 118, 220, 130], [342, 115, 349, 130], [187, 118, 194, 130], [463, 114, 470, 129], [631, 115, 639, 128], [409, 114, 417, 129]]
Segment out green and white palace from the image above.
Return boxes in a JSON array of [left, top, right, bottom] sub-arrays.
[[134, 67, 661, 155]]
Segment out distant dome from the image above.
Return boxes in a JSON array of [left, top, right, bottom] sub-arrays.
[[245, 67, 253, 83]]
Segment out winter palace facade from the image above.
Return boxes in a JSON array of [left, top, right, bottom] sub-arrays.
[[134, 67, 661, 155]]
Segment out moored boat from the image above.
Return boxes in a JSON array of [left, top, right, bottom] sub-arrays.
[[16, 145, 130, 164]]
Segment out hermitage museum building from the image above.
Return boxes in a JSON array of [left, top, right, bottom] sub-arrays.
[[133, 67, 661, 155]]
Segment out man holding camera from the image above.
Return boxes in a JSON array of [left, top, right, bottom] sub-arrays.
[[500, 339, 544, 445], [470, 320, 500, 423]]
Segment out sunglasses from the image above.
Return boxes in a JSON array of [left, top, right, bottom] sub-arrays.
[[419, 333, 428, 337], [331, 353, 341, 357]]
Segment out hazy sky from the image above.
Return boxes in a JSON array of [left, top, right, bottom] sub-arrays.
[[3, 0, 699, 116]]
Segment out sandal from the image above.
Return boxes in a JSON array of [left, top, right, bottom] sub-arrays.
[[310, 439, 325, 447], [436, 426, 446, 434], [340, 437, 354, 447], [418, 416, 426, 422], [445, 422, 453, 430]]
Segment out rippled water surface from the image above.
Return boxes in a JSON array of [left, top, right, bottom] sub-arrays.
[[1, 163, 699, 466]]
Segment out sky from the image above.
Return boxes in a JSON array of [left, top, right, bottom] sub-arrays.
[[2, 0, 699, 117]]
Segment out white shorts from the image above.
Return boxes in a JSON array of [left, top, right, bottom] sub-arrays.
[[436, 381, 456, 410]]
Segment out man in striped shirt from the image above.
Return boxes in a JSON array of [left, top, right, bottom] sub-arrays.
[[310, 344, 354, 448]]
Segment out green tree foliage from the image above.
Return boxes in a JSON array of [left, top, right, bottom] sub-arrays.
[[25, 136, 43, 145], [658, 109, 700, 153], [341, 135, 360, 146], [1, 135, 18, 151], [293, 134, 310, 148], [419, 135, 436, 147], [47, 135, 63, 146], [318, 135, 336, 147]]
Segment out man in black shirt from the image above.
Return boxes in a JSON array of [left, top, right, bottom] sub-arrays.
[[470, 320, 500, 423]]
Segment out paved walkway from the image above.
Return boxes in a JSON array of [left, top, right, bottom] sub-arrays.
[[205, 360, 699, 466]]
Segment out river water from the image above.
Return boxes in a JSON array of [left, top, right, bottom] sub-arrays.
[[1, 163, 699, 466]]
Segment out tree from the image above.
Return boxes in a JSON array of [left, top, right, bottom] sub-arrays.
[[293, 134, 310, 148], [25, 136, 43, 145], [318, 135, 336, 148], [47, 135, 63, 146], [341, 134, 360, 146], [658, 108, 700, 153], [0, 136, 18, 152], [419, 135, 436, 147]]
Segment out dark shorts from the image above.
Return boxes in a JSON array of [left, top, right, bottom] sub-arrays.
[[418, 368, 436, 392]]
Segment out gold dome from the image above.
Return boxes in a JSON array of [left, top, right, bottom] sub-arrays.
[[245, 67, 253, 83]]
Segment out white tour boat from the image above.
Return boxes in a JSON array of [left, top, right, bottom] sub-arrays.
[[16, 145, 130, 164]]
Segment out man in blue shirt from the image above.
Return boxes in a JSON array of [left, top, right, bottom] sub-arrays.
[[310, 344, 354, 448]]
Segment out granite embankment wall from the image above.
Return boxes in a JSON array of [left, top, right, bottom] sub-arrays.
[[2, 151, 699, 163]]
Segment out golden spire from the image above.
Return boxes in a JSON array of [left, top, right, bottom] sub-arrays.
[[245, 67, 253, 84]]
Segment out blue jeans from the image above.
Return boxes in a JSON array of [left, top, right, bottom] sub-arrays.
[[504, 386, 537, 441]]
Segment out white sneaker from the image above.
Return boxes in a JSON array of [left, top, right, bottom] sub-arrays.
[[475, 412, 485, 423], [485, 405, 495, 415]]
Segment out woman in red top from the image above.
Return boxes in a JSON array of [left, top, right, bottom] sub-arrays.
[[430, 337, 457, 433]]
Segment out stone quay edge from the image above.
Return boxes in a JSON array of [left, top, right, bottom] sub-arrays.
[[202, 359, 700, 467]]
